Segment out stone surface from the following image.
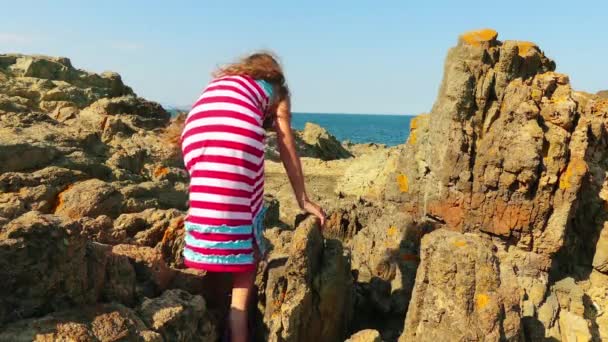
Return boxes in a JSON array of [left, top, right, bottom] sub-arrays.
[[265, 122, 353, 161], [0, 212, 91, 325], [255, 216, 353, 342], [346, 329, 383, 342], [112, 244, 175, 298], [0, 303, 161, 342], [400, 229, 521, 342], [54, 179, 123, 219], [137, 289, 217, 342]]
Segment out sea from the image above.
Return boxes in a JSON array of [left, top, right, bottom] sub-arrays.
[[292, 113, 412, 146], [168, 108, 413, 147]]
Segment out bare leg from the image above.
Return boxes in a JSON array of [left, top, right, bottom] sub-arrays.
[[230, 270, 255, 342]]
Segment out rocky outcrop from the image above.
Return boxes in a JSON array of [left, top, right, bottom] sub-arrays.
[[265, 122, 353, 161], [255, 217, 353, 342], [389, 29, 608, 341]]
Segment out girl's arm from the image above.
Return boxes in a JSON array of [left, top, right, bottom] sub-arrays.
[[274, 97, 326, 226]]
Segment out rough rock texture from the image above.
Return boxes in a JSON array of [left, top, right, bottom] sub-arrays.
[[0, 303, 161, 342], [391, 29, 608, 341], [0, 212, 92, 325], [400, 230, 521, 341], [137, 289, 217, 342], [255, 216, 353, 342]]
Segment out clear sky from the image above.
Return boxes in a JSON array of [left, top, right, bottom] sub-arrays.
[[1, 0, 606, 114]]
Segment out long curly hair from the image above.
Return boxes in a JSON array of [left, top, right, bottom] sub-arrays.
[[163, 51, 289, 150]]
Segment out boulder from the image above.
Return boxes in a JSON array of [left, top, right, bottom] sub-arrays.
[[256, 216, 353, 342], [400, 229, 521, 341], [346, 329, 383, 342], [593, 223, 608, 273], [53, 179, 123, 219], [112, 244, 175, 298], [265, 122, 353, 161], [137, 289, 217, 342], [0, 303, 161, 342], [0, 212, 91, 325]]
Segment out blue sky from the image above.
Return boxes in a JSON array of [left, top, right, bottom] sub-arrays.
[[1, 0, 606, 114]]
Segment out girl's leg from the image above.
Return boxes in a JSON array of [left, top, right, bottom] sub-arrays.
[[230, 270, 256, 342]]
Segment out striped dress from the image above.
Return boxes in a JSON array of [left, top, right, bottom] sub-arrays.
[[181, 75, 271, 273]]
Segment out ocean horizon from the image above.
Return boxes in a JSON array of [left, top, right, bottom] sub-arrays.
[[168, 108, 413, 146]]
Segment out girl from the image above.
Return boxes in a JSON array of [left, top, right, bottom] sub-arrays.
[[168, 52, 326, 342]]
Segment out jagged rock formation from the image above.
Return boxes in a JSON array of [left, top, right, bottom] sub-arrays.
[[386, 29, 608, 341]]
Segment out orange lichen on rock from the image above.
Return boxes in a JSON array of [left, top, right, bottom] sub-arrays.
[[397, 174, 409, 193], [516, 41, 538, 56], [161, 217, 184, 244], [559, 158, 588, 190], [52, 184, 74, 213], [459, 29, 498, 47], [153, 166, 170, 178]]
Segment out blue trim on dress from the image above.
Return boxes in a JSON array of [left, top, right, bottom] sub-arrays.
[[253, 207, 268, 255], [185, 222, 252, 235], [183, 248, 254, 265], [184, 235, 253, 250]]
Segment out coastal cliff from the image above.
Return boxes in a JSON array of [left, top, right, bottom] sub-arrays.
[[1, 29, 607, 342]]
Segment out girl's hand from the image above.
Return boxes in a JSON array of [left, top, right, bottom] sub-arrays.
[[301, 199, 326, 227]]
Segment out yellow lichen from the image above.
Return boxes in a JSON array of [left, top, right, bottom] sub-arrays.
[[460, 29, 498, 47], [476, 293, 490, 310], [397, 174, 409, 193], [516, 41, 537, 57], [387, 226, 397, 237], [408, 131, 417, 145], [559, 159, 588, 190], [453, 240, 467, 248], [531, 88, 543, 101]]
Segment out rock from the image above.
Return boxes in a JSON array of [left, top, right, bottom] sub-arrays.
[[54, 179, 123, 219], [300, 122, 353, 160], [592, 222, 608, 273], [112, 244, 175, 298], [137, 289, 217, 342], [597, 90, 608, 99], [113, 208, 183, 247], [0, 212, 92, 325], [559, 311, 592, 342], [400, 229, 521, 341], [120, 180, 188, 212], [265, 122, 353, 161], [256, 216, 353, 342], [336, 145, 403, 199], [0, 303, 160, 342], [346, 329, 383, 342], [102, 251, 137, 306]]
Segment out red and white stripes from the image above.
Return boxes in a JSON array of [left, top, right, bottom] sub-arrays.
[[180, 75, 269, 272]]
